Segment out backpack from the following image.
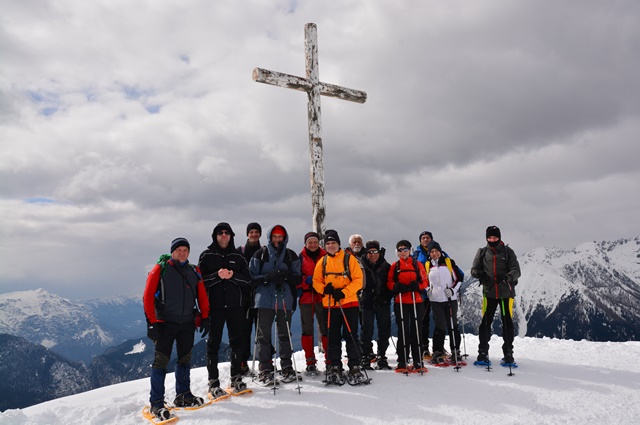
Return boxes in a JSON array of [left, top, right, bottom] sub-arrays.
[[392, 257, 421, 284], [321, 251, 352, 281], [425, 257, 457, 285], [256, 246, 295, 270]]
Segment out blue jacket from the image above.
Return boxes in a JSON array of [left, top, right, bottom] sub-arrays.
[[249, 225, 302, 310]]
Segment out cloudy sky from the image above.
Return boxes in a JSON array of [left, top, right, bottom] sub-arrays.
[[1, 0, 639, 299]]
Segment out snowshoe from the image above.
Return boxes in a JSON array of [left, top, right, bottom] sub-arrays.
[[422, 347, 432, 361], [305, 364, 321, 377], [172, 392, 205, 409], [375, 357, 392, 370], [207, 385, 231, 402], [323, 366, 345, 386], [227, 379, 253, 396], [500, 357, 518, 368], [410, 364, 428, 374], [473, 352, 492, 367], [395, 363, 409, 374], [345, 366, 371, 386], [143, 405, 177, 425], [259, 371, 280, 387], [429, 353, 449, 367], [279, 367, 302, 383]]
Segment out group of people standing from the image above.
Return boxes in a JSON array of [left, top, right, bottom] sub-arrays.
[[142, 222, 521, 420]]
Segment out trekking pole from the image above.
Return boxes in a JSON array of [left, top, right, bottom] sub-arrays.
[[272, 292, 279, 394], [500, 297, 515, 377], [251, 309, 259, 382], [325, 294, 332, 384], [458, 290, 468, 359], [398, 296, 409, 376], [337, 300, 371, 384], [410, 291, 425, 374], [280, 292, 302, 394], [446, 295, 461, 372]]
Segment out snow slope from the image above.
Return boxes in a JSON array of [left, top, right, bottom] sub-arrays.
[[2, 335, 639, 425]]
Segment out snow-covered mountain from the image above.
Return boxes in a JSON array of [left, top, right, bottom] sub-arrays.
[[461, 236, 640, 342], [0, 289, 143, 364], [2, 336, 639, 425], [0, 334, 92, 411]]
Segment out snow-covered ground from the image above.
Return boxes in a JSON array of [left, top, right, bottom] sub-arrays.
[[2, 335, 639, 425]]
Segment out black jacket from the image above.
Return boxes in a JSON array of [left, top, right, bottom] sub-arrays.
[[360, 256, 392, 308], [199, 237, 252, 309]]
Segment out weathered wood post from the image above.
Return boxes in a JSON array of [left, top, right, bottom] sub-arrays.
[[252, 23, 366, 240]]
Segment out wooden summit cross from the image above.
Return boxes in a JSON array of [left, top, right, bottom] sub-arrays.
[[252, 23, 367, 240]]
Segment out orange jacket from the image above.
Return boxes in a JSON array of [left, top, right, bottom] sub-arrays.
[[312, 249, 363, 309], [387, 257, 428, 304]]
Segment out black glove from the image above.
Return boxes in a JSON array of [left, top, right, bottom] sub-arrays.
[[265, 270, 280, 281], [501, 276, 511, 286], [324, 283, 335, 295], [475, 270, 487, 281], [199, 317, 210, 339], [147, 323, 160, 343], [394, 282, 409, 294], [408, 280, 420, 292], [332, 288, 345, 302]]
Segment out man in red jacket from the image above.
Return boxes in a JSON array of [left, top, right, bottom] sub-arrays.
[[143, 237, 210, 421]]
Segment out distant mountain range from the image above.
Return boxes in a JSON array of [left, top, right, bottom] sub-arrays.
[[460, 235, 640, 342], [1, 235, 638, 411], [0, 289, 144, 364]]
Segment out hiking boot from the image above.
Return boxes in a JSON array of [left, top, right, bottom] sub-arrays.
[[280, 366, 300, 383], [325, 365, 344, 385], [259, 370, 278, 386], [448, 350, 462, 363], [150, 403, 171, 420], [502, 354, 515, 364], [229, 376, 247, 393], [208, 380, 229, 400], [240, 362, 251, 376], [361, 355, 373, 370], [376, 357, 392, 370], [476, 352, 489, 363], [430, 352, 447, 365], [395, 363, 407, 372], [306, 363, 319, 374], [173, 391, 204, 408], [422, 346, 431, 359]]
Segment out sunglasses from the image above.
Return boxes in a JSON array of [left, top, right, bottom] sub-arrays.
[[367, 249, 379, 255], [397, 247, 410, 252], [217, 230, 231, 236]]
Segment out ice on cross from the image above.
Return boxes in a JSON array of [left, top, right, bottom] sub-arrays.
[[252, 23, 367, 240]]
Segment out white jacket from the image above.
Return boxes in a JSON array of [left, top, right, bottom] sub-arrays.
[[427, 261, 458, 303]]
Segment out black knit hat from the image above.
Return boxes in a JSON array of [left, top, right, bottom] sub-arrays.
[[304, 231, 320, 244], [486, 226, 501, 240], [396, 239, 412, 250], [324, 229, 341, 245], [365, 240, 380, 251], [212, 222, 235, 239], [419, 231, 433, 242], [170, 237, 190, 253], [427, 240, 442, 254], [246, 222, 262, 236]]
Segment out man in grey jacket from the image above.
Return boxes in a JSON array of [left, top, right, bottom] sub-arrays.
[[470, 226, 521, 366]]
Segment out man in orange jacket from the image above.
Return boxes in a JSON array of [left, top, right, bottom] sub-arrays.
[[312, 229, 366, 385]]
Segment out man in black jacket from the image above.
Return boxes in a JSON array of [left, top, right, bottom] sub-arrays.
[[198, 223, 252, 397], [359, 240, 392, 370], [470, 226, 521, 366]]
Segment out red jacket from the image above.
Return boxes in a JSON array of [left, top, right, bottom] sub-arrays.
[[387, 257, 428, 304], [297, 247, 327, 304]]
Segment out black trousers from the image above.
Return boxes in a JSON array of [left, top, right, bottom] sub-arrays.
[[206, 307, 246, 381], [478, 297, 514, 356], [325, 306, 360, 368]]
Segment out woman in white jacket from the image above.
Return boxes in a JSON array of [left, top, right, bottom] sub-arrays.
[[425, 241, 463, 365]]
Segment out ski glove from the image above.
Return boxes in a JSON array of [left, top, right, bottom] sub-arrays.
[[147, 323, 160, 343], [305, 275, 313, 285], [408, 280, 420, 292], [444, 288, 454, 299], [265, 270, 281, 281], [332, 288, 345, 302], [393, 282, 410, 294], [426, 286, 433, 299], [200, 318, 211, 339], [324, 283, 335, 295]]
